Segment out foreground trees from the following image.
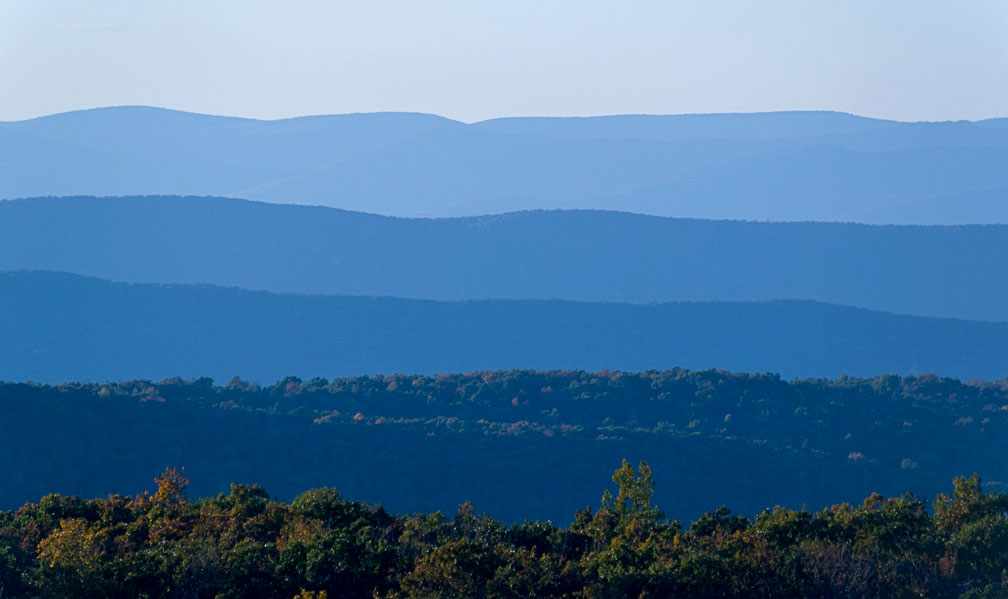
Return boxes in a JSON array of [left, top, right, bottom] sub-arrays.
[[0, 464, 1005, 598]]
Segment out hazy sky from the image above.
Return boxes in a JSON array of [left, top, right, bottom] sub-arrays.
[[2, 1, 1007, 122]]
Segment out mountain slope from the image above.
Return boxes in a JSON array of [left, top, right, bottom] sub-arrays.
[[3, 107, 1007, 222], [0, 106, 460, 200], [2, 271, 1006, 383], [3, 196, 1007, 321], [470, 110, 897, 141], [236, 127, 781, 215], [595, 144, 1008, 222]]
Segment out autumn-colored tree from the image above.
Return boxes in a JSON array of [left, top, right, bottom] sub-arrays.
[[35, 518, 107, 597], [154, 467, 190, 505], [0, 464, 1006, 598]]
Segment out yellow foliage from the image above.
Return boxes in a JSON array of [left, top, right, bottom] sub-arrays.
[[36, 518, 104, 571], [154, 466, 189, 505]]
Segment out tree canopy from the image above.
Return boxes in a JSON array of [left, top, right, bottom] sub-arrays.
[[1, 464, 1005, 598]]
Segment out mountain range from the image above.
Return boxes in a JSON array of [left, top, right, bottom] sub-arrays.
[[4, 195, 1007, 321], [3, 270, 1006, 383], [3, 106, 1007, 222]]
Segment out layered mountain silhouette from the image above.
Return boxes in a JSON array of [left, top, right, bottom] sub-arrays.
[[3, 106, 1006, 222], [3, 271, 1006, 383], [4, 195, 1007, 320]]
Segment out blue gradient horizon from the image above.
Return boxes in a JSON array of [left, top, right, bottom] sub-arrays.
[[2, 1, 1006, 123]]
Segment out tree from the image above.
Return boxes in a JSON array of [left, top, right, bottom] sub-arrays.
[[400, 538, 500, 599], [611, 460, 655, 515], [35, 518, 107, 597], [577, 460, 679, 598], [933, 475, 1008, 592], [154, 467, 189, 506]]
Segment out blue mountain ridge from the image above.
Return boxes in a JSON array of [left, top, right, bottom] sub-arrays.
[[3, 270, 1006, 383], [3, 195, 1006, 321], [3, 107, 1006, 222]]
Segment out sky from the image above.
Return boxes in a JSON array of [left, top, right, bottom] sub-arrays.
[[2, 0, 1007, 123]]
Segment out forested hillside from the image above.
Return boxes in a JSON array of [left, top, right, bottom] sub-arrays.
[[2, 371, 1006, 525], [4, 107, 1007, 222], [4, 196, 1008, 320], [4, 271, 1008, 382], [1, 463, 1005, 598]]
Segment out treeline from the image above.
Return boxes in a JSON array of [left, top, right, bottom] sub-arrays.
[[1, 370, 1007, 522], [1, 463, 1006, 598]]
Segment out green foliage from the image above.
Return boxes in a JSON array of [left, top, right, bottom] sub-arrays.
[[0, 466, 1005, 598], [2, 371, 1008, 597], [934, 475, 1008, 589]]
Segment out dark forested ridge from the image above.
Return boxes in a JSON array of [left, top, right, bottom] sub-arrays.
[[4, 196, 1008, 320], [3, 107, 1008, 222], [3, 271, 1008, 382], [1, 465, 1006, 599], [1, 370, 1007, 527]]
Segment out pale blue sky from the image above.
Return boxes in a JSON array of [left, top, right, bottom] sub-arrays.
[[2, 0, 1006, 122]]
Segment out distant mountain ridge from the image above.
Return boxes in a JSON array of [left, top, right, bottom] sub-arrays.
[[3, 271, 1006, 383], [3, 195, 1007, 321], [3, 106, 1006, 222], [471, 111, 898, 141]]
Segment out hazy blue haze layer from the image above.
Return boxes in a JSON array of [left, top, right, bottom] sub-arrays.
[[3, 107, 1007, 222], [3, 271, 1006, 383], [4, 196, 1006, 321]]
